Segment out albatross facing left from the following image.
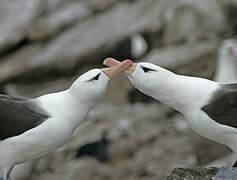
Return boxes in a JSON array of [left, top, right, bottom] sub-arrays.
[[104, 58, 237, 168], [0, 60, 132, 180]]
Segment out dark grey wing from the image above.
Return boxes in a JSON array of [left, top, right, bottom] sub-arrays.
[[0, 94, 50, 140], [201, 84, 237, 128]]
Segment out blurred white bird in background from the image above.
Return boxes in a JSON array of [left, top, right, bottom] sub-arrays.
[[215, 39, 237, 84]]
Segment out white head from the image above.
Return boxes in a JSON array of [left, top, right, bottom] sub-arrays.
[[219, 39, 237, 57], [125, 62, 175, 97], [69, 60, 133, 105], [103, 58, 176, 104], [70, 69, 110, 104], [215, 39, 237, 83]]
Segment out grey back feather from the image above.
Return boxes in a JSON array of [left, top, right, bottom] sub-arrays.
[[202, 84, 237, 128], [0, 94, 50, 140]]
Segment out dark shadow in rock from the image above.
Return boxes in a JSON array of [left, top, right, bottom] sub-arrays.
[[192, 136, 231, 166], [75, 131, 110, 163], [108, 38, 133, 60], [221, 3, 237, 35], [128, 88, 156, 104], [0, 37, 30, 59], [103, 34, 150, 61]]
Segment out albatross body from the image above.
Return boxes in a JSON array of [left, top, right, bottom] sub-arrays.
[[104, 58, 237, 166], [0, 60, 132, 180]]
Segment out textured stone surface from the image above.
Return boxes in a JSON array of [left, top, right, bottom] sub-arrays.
[[166, 167, 218, 180], [162, 0, 226, 44], [28, 0, 163, 73], [214, 167, 237, 180], [0, 0, 40, 53], [144, 41, 218, 69], [27, 1, 93, 41]]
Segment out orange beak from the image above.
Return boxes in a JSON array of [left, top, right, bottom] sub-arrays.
[[103, 58, 136, 75], [101, 59, 133, 78]]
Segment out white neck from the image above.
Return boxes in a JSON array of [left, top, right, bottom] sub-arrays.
[[147, 74, 218, 114], [37, 89, 93, 131]]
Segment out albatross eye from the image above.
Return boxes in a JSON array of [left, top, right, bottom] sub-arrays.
[[88, 73, 101, 81], [141, 66, 157, 73]]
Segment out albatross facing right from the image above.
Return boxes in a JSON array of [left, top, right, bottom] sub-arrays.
[[0, 60, 132, 180]]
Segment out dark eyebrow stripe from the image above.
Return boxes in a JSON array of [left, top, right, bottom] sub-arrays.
[[88, 73, 101, 81], [141, 66, 157, 73]]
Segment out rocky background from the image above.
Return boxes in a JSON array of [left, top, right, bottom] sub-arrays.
[[1, 0, 237, 179]]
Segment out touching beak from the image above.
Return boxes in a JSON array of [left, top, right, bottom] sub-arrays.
[[101, 59, 133, 78], [103, 58, 136, 75]]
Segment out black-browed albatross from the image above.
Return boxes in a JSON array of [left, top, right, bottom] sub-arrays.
[[209, 39, 237, 169], [0, 60, 132, 180], [215, 39, 237, 83], [104, 58, 237, 168]]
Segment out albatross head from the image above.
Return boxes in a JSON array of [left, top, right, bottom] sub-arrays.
[[219, 39, 237, 56], [70, 60, 133, 103], [103, 58, 174, 98], [215, 39, 237, 83], [125, 62, 174, 96]]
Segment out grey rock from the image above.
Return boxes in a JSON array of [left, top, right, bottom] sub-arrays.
[[0, 40, 216, 87], [86, 0, 118, 12], [0, 0, 41, 53], [218, 0, 237, 6], [218, 0, 237, 34], [144, 41, 218, 69], [162, 0, 226, 44], [27, 1, 93, 41], [43, 0, 67, 11], [0, 0, 163, 86], [214, 167, 237, 180], [143, 40, 218, 79], [31, 159, 111, 180], [166, 166, 218, 180], [0, 44, 43, 84], [28, 0, 162, 72]]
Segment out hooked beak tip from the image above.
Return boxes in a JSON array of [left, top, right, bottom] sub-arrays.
[[124, 63, 137, 75], [101, 60, 134, 78]]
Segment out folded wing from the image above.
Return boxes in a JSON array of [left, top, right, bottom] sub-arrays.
[[202, 84, 237, 128], [0, 94, 49, 140]]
